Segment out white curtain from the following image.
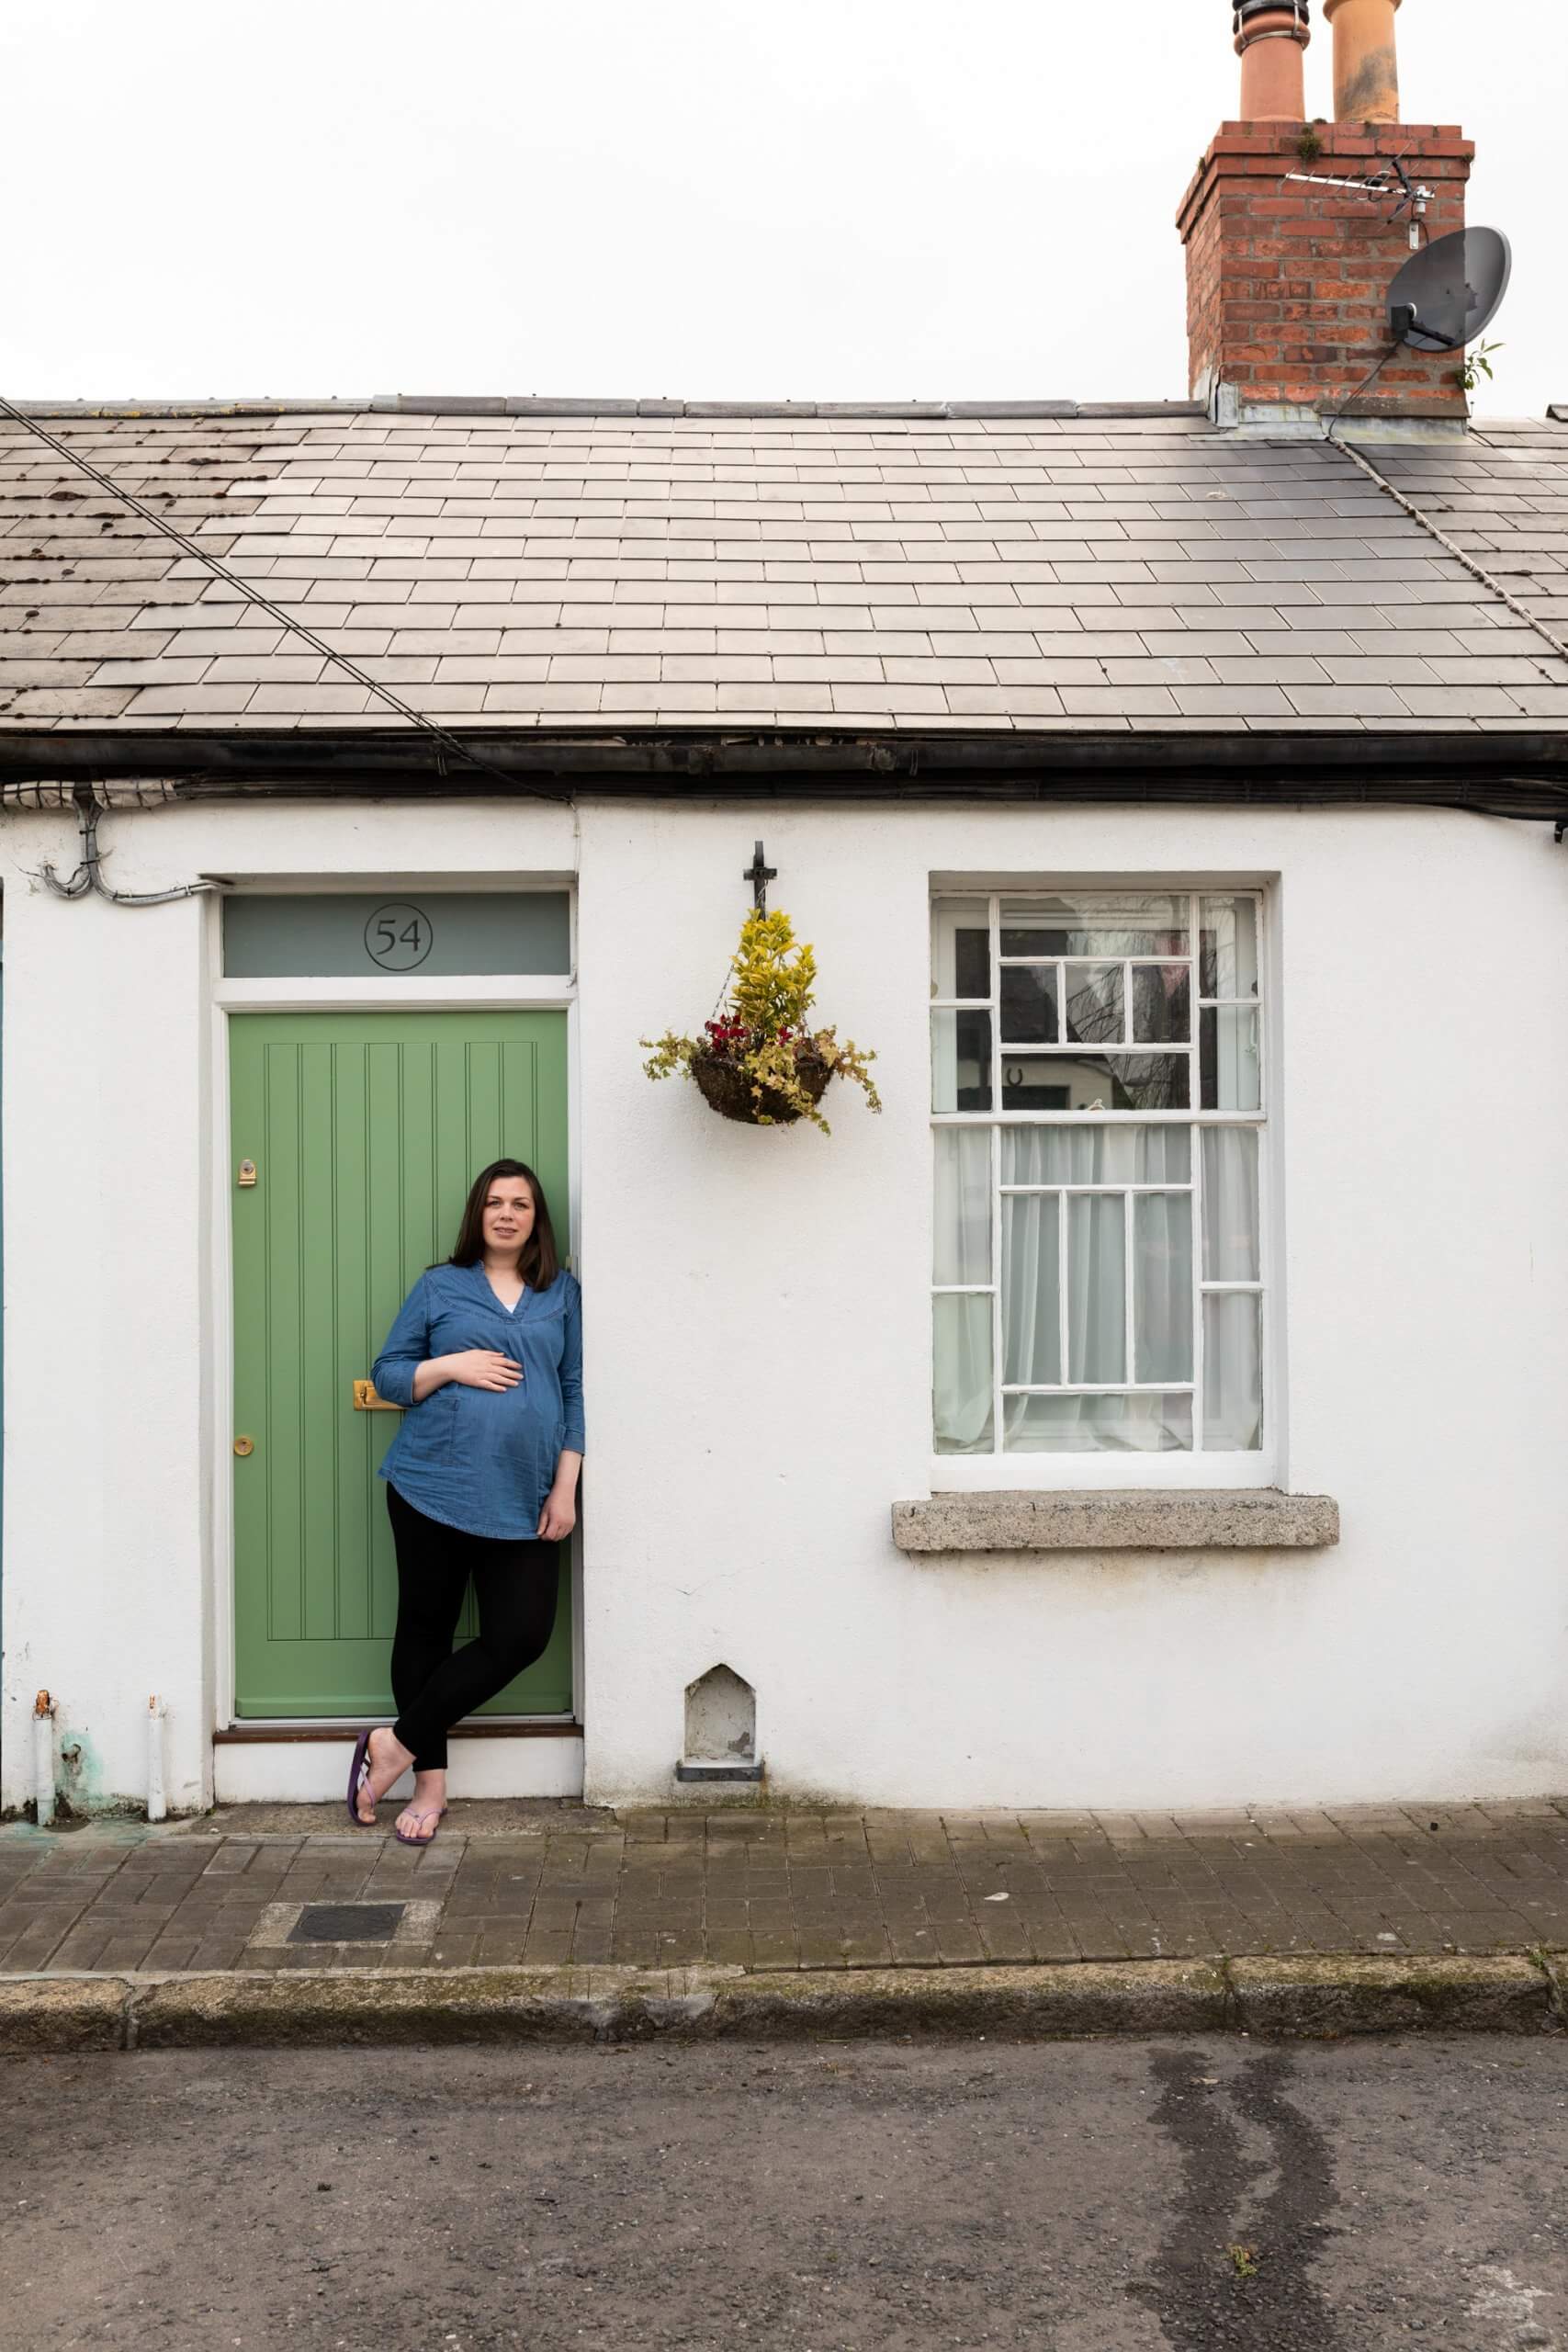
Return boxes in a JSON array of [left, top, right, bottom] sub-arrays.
[[934, 1124, 1262, 1455], [1201, 1127, 1262, 1449], [998, 1127, 1191, 1453], [932, 1129, 993, 1453]]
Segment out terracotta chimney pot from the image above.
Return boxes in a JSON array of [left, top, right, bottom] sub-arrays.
[[1234, 2, 1312, 122], [1323, 0, 1401, 122]]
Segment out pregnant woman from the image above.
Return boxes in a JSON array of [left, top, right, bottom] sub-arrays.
[[348, 1158, 583, 1845]]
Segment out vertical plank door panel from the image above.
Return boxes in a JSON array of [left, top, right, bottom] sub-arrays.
[[231, 1012, 573, 1719]]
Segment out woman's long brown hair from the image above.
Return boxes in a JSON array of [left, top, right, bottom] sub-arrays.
[[447, 1159, 561, 1290]]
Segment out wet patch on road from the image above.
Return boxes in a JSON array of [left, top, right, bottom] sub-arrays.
[[1132, 2044, 1345, 2350]]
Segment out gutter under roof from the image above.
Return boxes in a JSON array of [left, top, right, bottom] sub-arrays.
[[1, 725, 1564, 825]]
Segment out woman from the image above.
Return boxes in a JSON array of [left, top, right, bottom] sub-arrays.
[[348, 1158, 583, 1846]]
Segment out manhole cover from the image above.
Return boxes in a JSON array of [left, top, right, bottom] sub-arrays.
[[290, 1901, 407, 1943]]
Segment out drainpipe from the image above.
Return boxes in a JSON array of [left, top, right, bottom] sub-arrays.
[[1322, 0, 1401, 121], [1235, 1, 1312, 121], [32, 1690, 56, 1828], [147, 1695, 167, 1824]]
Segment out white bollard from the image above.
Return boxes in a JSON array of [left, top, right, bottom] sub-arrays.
[[146, 1695, 167, 1824]]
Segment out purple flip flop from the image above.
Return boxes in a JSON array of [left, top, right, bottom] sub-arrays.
[[395, 1804, 448, 1849], [346, 1726, 377, 1827]]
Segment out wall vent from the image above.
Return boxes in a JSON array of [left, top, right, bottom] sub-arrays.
[[676, 1663, 762, 1785]]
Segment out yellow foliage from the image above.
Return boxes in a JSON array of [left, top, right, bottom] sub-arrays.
[[728, 909, 818, 1033]]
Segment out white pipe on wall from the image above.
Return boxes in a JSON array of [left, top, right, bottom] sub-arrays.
[[146, 1696, 167, 1824], [32, 1690, 56, 1828]]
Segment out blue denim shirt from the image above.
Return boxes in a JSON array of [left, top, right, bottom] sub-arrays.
[[372, 1261, 584, 1540]]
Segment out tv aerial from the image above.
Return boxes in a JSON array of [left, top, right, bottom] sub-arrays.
[[1285, 152, 1436, 244], [1386, 226, 1512, 353]]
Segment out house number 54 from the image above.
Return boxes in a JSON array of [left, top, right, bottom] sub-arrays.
[[364, 902, 434, 972]]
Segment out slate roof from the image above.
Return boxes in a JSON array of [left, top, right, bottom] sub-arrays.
[[2, 403, 1566, 736]]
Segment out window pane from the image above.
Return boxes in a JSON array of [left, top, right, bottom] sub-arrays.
[[1067, 1194, 1125, 1382], [1004, 1392, 1192, 1454], [1134, 1195, 1193, 1383], [934, 1128, 992, 1286], [999, 965, 1059, 1044], [1133, 965, 1191, 1045], [1000, 894, 1189, 958], [224, 892, 572, 978], [1063, 962, 1124, 1045], [1002, 1053, 1190, 1113], [934, 1295, 994, 1454], [1200, 897, 1259, 1001], [1001, 1195, 1062, 1385], [999, 1057, 1073, 1112], [931, 899, 990, 1001], [932, 1009, 992, 1111], [1204, 1294, 1263, 1452], [1200, 1008, 1260, 1111], [1202, 1129, 1260, 1282], [1001, 1126, 1191, 1186]]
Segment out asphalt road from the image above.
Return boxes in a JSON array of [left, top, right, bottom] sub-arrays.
[[4, 2036, 1566, 2350]]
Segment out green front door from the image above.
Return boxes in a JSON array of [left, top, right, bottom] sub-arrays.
[[231, 1012, 572, 1719]]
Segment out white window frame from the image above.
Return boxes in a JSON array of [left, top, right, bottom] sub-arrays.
[[930, 886, 1280, 1493]]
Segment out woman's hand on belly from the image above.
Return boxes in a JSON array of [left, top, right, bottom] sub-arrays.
[[418, 1350, 522, 1396]]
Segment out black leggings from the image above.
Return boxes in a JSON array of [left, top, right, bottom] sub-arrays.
[[387, 1484, 560, 1771]]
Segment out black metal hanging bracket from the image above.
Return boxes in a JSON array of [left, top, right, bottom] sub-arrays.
[[743, 839, 777, 911]]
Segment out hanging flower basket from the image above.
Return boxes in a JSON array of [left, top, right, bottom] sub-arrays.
[[691, 1042, 837, 1127], [642, 909, 881, 1136]]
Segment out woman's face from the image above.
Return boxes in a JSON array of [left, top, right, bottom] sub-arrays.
[[481, 1176, 536, 1260]]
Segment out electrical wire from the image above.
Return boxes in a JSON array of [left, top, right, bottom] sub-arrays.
[[1318, 340, 1568, 669], [35, 786, 219, 906], [1328, 435, 1568, 668], [0, 395, 571, 803], [1322, 344, 1400, 443]]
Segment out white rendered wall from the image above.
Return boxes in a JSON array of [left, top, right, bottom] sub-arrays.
[[577, 799, 1568, 1811], [3, 790, 1566, 1814], [0, 795, 577, 1815], [0, 863, 214, 1815]]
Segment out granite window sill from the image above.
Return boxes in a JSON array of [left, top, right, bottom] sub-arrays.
[[892, 1490, 1339, 1555]]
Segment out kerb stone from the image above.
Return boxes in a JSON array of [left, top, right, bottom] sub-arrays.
[[0, 1975, 129, 2053], [1227, 1952, 1554, 2038]]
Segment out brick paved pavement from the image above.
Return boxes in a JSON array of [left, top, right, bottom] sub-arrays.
[[3, 1798, 1568, 1977]]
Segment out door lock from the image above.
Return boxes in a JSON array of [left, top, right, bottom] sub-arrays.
[[232, 1436, 255, 1457]]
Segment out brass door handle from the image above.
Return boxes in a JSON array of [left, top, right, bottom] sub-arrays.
[[353, 1380, 401, 1412]]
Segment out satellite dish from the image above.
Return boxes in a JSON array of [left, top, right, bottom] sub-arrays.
[[1387, 226, 1512, 353]]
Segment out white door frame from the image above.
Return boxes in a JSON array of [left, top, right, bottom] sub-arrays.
[[206, 889, 582, 1746]]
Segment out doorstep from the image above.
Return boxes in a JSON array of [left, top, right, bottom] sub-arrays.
[[211, 1721, 583, 1804]]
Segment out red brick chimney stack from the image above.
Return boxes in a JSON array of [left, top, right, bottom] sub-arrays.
[[1178, 0, 1472, 432]]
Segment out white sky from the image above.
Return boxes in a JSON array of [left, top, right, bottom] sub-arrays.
[[6, 1, 1563, 416]]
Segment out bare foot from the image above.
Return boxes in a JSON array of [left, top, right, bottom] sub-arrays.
[[355, 1725, 414, 1824], [395, 1770, 448, 1845]]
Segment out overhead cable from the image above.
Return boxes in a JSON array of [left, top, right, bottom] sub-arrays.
[[1326, 427, 1568, 668], [0, 395, 570, 802]]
